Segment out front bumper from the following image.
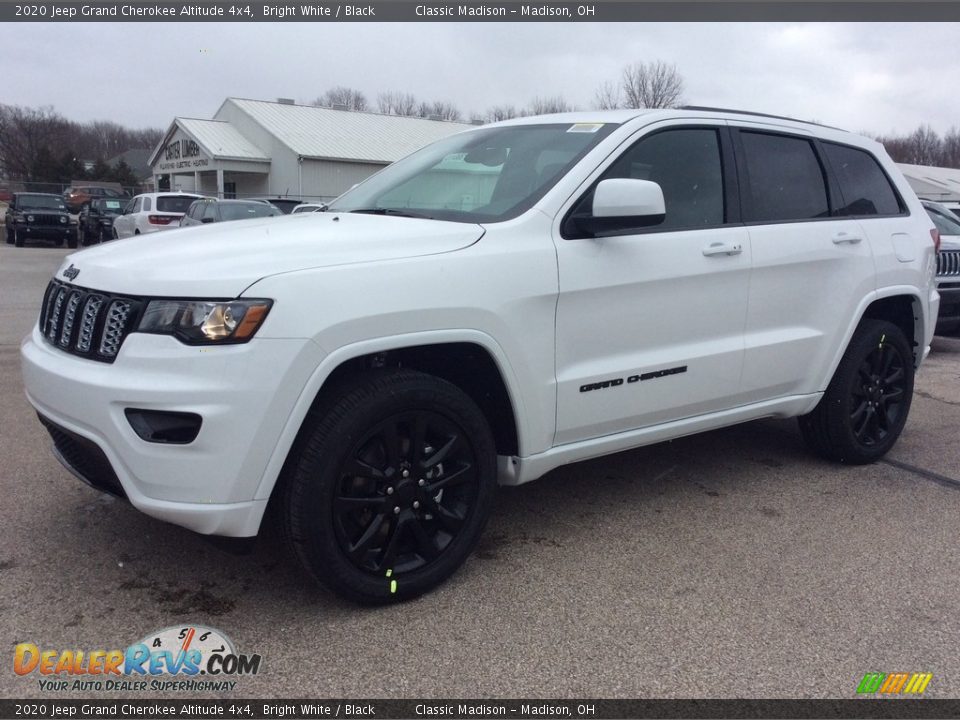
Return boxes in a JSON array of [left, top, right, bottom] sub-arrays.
[[14, 223, 74, 240], [21, 326, 324, 536], [935, 280, 960, 335]]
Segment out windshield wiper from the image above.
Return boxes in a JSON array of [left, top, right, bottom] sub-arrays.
[[349, 208, 434, 220]]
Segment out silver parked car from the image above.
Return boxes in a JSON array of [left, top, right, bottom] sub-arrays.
[[180, 199, 283, 228]]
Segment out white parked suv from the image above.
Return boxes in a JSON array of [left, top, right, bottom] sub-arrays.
[[21, 108, 940, 603], [111, 192, 203, 238]]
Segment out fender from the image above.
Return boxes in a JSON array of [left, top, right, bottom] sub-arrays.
[[250, 328, 532, 502], [819, 286, 926, 395]]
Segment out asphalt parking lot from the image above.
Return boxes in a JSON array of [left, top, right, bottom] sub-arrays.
[[1, 240, 959, 700]]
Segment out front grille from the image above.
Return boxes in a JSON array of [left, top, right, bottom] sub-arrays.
[[938, 250, 960, 277], [37, 414, 127, 499], [39, 280, 142, 363], [30, 213, 65, 225]]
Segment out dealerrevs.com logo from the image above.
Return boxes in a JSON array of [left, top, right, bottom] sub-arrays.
[[13, 625, 262, 692]]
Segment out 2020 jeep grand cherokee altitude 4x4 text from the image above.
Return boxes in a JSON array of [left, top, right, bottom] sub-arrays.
[[21, 108, 940, 603]]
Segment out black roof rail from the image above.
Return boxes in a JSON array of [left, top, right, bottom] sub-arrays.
[[678, 106, 847, 132]]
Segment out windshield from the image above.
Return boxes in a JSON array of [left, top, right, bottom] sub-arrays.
[[19, 195, 67, 211], [157, 196, 199, 213], [328, 122, 618, 223], [220, 203, 283, 221], [927, 206, 960, 237]]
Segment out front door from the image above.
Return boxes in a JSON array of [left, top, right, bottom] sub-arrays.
[[554, 124, 751, 445]]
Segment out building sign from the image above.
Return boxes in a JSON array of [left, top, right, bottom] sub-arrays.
[[156, 133, 210, 172]]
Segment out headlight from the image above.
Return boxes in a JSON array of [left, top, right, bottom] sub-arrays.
[[27, 214, 34, 223], [60, 216, 67, 224], [137, 299, 272, 344]]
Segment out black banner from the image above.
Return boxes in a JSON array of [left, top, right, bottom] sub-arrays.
[[4, 1, 960, 22], [3, 700, 960, 719]]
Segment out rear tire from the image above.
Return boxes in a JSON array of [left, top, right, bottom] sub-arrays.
[[279, 369, 497, 603], [798, 319, 914, 464]]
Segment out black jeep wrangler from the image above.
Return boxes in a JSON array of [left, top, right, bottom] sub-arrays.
[[4, 193, 77, 248]]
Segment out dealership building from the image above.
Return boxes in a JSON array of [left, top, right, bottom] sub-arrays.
[[149, 97, 474, 202]]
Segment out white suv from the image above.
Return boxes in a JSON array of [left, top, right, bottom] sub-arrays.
[[112, 192, 203, 238], [21, 108, 939, 603]]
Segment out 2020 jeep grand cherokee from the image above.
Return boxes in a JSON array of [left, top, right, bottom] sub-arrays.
[[21, 108, 940, 602]]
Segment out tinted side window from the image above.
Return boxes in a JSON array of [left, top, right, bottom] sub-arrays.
[[740, 132, 828, 222], [599, 128, 725, 230], [142, 197, 152, 212], [131, 197, 142, 213], [823, 142, 903, 216]]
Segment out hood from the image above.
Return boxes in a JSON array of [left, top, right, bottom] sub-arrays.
[[53, 213, 484, 297]]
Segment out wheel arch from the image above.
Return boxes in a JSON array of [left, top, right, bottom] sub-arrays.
[[252, 331, 526, 507], [824, 289, 925, 393]]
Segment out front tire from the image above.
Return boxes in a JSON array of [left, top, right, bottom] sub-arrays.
[[280, 370, 497, 603], [13, 228, 23, 247], [799, 319, 914, 464]]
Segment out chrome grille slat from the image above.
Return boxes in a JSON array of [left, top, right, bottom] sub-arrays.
[[46, 287, 67, 341], [98, 300, 133, 357], [76, 296, 104, 353], [58, 291, 82, 347], [938, 250, 960, 277], [39, 280, 139, 363]]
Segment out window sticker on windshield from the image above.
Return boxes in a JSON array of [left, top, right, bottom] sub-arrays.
[[568, 123, 604, 133], [105, 201, 121, 209]]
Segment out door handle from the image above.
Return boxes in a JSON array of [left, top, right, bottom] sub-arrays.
[[702, 242, 743, 257], [832, 231, 862, 245]]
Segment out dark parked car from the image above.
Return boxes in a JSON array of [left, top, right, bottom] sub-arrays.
[[78, 198, 127, 245], [4, 193, 76, 248], [180, 198, 283, 227], [62, 185, 128, 213], [247, 197, 304, 214]]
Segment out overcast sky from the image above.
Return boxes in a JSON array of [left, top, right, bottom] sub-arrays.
[[4, 22, 959, 137]]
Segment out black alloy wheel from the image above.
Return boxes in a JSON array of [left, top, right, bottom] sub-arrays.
[[333, 410, 480, 576], [848, 337, 907, 448]]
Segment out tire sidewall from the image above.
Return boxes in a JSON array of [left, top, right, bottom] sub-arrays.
[[288, 374, 497, 603]]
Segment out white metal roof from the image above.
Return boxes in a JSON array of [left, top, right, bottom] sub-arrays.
[[148, 118, 270, 166], [221, 98, 474, 164], [898, 163, 960, 202], [177, 118, 270, 161]]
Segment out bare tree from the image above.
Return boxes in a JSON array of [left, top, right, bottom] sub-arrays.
[[0, 104, 71, 180], [415, 100, 462, 122], [377, 91, 418, 116], [485, 105, 519, 122], [621, 61, 685, 109], [904, 124, 942, 166], [942, 127, 960, 169], [594, 80, 621, 110], [313, 86, 368, 112], [526, 96, 572, 115]]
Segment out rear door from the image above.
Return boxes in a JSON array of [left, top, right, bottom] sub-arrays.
[[733, 126, 876, 402], [113, 196, 141, 238], [553, 122, 752, 444]]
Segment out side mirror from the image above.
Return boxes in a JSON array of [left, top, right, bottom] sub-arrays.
[[576, 179, 665, 237], [593, 178, 664, 218]]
